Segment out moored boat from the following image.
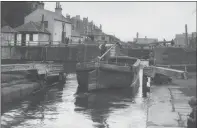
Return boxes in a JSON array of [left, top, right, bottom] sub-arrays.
[[76, 56, 141, 92]]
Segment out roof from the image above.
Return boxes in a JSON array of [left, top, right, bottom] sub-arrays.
[[42, 9, 72, 24], [26, 8, 71, 24], [1, 25, 17, 33], [15, 21, 50, 34], [71, 30, 81, 37]]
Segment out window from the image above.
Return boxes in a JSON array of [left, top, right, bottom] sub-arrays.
[[29, 34, 33, 41], [101, 36, 105, 40], [44, 21, 48, 28], [72, 25, 74, 30], [77, 21, 79, 28]]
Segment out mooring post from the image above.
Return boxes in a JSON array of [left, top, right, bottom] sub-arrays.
[[184, 65, 188, 80], [184, 65, 187, 72], [142, 74, 148, 97]]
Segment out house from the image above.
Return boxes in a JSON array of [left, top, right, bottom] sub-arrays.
[[174, 33, 192, 47], [24, 2, 72, 44], [1, 25, 17, 46], [15, 20, 51, 46], [71, 15, 102, 36], [93, 33, 120, 44], [71, 30, 83, 43], [133, 37, 158, 44], [189, 32, 197, 48]]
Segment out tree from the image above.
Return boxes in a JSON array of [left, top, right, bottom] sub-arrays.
[[1, 2, 39, 27]]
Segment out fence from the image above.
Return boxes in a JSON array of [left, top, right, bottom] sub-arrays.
[[1, 40, 99, 47]]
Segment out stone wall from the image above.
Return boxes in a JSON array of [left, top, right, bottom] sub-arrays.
[[1, 44, 100, 64], [154, 47, 196, 65], [2, 46, 195, 66]]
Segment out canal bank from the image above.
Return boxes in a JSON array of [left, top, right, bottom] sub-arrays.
[[1, 63, 66, 105], [146, 72, 196, 128]]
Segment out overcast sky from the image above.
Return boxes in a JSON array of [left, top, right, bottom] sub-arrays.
[[44, 2, 196, 42]]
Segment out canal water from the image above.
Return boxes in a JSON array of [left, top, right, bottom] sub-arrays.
[[1, 69, 148, 128]]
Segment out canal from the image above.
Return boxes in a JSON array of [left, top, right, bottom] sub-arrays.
[[1, 69, 148, 128]]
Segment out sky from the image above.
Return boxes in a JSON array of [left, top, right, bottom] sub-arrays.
[[44, 2, 196, 42]]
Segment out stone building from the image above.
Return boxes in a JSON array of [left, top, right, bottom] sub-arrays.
[[174, 33, 193, 47], [71, 30, 83, 43], [15, 21, 51, 46], [24, 2, 72, 44], [71, 15, 102, 37]]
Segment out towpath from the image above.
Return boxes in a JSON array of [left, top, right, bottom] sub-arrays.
[[147, 73, 196, 128]]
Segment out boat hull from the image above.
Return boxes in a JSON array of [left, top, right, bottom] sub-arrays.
[[76, 63, 140, 92]]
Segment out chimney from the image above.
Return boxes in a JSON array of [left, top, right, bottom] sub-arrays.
[[55, 2, 62, 15], [100, 24, 102, 30], [136, 32, 139, 39], [41, 14, 45, 32], [66, 14, 70, 19], [76, 15, 80, 20], [37, 1, 44, 9], [185, 24, 188, 46]]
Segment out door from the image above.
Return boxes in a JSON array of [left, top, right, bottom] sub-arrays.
[[14, 33, 17, 46], [21, 34, 26, 46]]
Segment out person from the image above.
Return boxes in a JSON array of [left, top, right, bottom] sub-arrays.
[[99, 41, 107, 60], [187, 97, 197, 128], [142, 74, 148, 97]]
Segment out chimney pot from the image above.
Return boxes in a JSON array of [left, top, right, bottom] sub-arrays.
[[37, 2, 44, 9], [76, 15, 80, 20], [55, 2, 62, 15], [66, 14, 70, 19]]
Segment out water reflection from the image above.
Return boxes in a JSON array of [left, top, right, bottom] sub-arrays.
[[1, 73, 147, 128], [75, 88, 137, 128]]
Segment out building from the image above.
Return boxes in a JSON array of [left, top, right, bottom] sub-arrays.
[[71, 15, 84, 35], [15, 21, 51, 46], [93, 33, 120, 44], [133, 37, 158, 44], [71, 15, 102, 37], [174, 33, 192, 47], [71, 30, 83, 43], [1, 25, 17, 46], [24, 2, 72, 44], [189, 32, 197, 48]]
